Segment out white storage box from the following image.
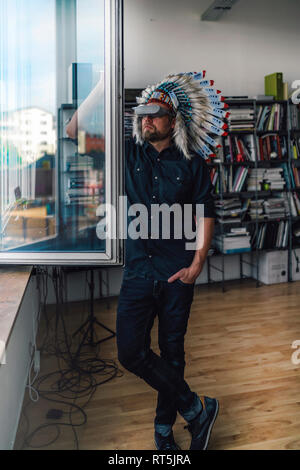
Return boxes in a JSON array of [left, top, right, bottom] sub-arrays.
[[253, 250, 288, 285]]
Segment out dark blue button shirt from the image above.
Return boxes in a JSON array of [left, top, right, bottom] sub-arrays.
[[124, 137, 215, 281]]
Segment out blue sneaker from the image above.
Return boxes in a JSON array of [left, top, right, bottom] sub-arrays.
[[185, 396, 219, 450], [154, 431, 181, 451]]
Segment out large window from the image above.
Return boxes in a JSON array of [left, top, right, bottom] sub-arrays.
[[0, 0, 123, 264]]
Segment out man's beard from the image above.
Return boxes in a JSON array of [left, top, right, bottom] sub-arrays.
[[142, 127, 173, 143]]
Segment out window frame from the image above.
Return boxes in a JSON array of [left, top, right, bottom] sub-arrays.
[[0, 0, 124, 266]]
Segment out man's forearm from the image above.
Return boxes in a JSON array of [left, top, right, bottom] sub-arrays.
[[191, 217, 215, 267]]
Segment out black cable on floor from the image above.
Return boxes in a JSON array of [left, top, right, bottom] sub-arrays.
[[17, 266, 122, 450]]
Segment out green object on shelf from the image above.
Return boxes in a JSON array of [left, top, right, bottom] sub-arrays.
[[263, 182, 270, 191], [264, 72, 283, 100]]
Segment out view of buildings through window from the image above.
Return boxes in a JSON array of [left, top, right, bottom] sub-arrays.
[[0, 0, 107, 256]]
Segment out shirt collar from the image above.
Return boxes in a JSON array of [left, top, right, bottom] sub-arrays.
[[143, 139, 179, 159]]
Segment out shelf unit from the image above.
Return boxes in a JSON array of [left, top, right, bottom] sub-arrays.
[[207, 98, 296, 291], [288, 100, 300, 255], [57, 103, 105, 250]]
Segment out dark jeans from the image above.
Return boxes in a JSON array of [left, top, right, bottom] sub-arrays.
[[117, 276, 198, 432]]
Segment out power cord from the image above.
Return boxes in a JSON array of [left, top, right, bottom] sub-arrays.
[[17, 266, 122, 450]]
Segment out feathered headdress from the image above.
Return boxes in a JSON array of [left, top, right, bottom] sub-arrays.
[[133, 71, 229, 160]]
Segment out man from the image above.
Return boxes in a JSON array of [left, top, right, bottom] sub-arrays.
[[67, 71, 226, 450], [117, 72, 227, 450]]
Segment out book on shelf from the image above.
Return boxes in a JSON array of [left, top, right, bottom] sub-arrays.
[[210, 166, 249, 193], [224, 134, 255, 162], [224, 133, 286, 163], [291, 136, 300, 159], [254, 95, 274, 102], [292, 167, 300, 188], [243, 134, 256, 161], [251, 220, 288, 250], [289, 192, 300, 216], [257, 134, 287, 161], [290, 104, 300, 130], [232, 166, 248, 192], [283, 83, 288, 101], [256, 103, 285, 131], [264, 72, 284, 100], [210, 167, 218, 187]]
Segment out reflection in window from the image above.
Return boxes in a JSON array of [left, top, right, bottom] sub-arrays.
[[0, 0, 107, 255], [0, 0, 56, 250]]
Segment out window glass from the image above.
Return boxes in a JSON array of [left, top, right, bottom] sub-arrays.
[[0, 0, 107, 256]]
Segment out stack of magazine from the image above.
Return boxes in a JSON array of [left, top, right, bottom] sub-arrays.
[[227, 107, 255, 132], [214, 198, 248, 224], [247, 167, 286, 191], [263, 197, 288, 219], [213, 227, 251, 254], [248, 196, 288, 220]]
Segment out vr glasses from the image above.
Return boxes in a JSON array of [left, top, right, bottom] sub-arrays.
[[133, 104, 175, 118]]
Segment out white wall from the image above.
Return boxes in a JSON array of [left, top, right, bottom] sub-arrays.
[[124, 0, 300, 96], [0, 275, 39, 450]]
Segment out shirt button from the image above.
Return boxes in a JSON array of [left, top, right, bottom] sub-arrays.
[[154, 176, 158, 180], [176, 177, 180, 180], [148, 254, 152, 258], [137, 168, 140, 171], [152, 195, 156, 199], [157, 158, 160, 162]]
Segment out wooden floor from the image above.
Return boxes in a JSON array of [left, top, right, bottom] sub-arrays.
[[14, 279, 300, 450]]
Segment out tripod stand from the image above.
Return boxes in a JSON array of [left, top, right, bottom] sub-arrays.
[[73, 268, 116, 351]]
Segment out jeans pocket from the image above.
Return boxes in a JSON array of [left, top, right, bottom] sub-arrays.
[[175, 279, 195, 288]]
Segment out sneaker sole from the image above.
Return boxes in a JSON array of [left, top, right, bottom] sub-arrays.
[[203, 399, 219, 450], [154, 439, 181, 451]]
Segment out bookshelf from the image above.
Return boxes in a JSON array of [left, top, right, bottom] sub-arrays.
[[208, 98, 295, 290], [124, 89, 299, 289], [288, 101, 300, 253]]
